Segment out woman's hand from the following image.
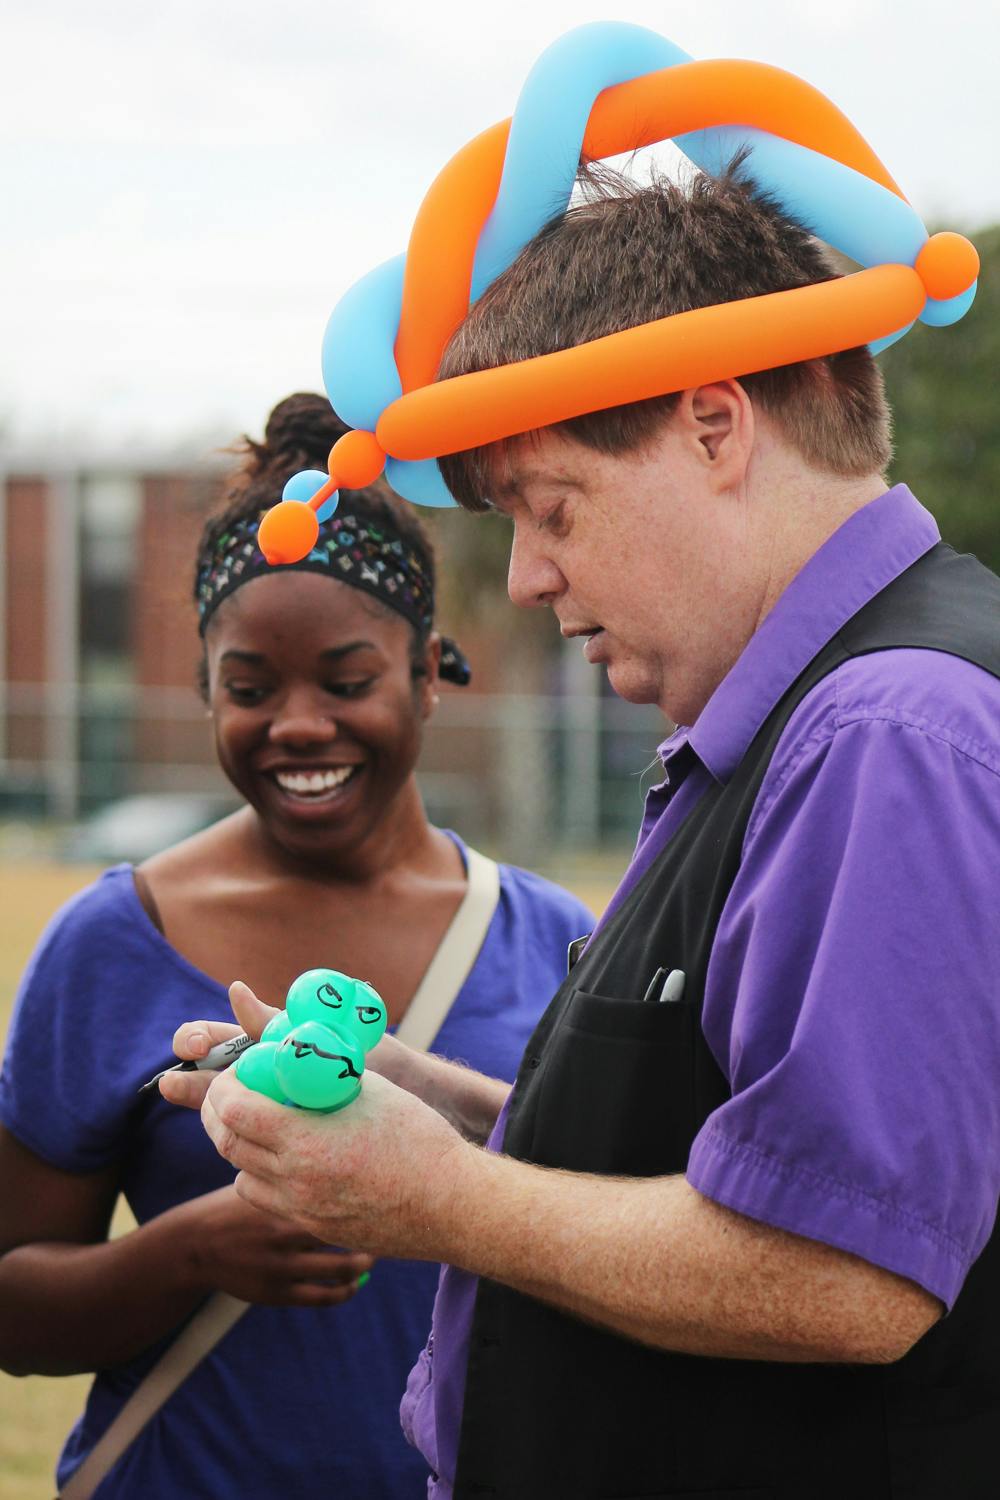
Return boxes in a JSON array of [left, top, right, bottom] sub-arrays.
[[182, 1184, 373, 1307], [160, 981, 278, 1110]]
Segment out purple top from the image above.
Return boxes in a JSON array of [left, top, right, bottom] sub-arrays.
[[0, 839, 592, 1500], [403, 486, 1000, 1496]]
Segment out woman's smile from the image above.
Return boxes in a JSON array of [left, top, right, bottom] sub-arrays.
[[267, 762, 366, 812]]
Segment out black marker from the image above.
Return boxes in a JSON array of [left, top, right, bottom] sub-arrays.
[[138, 1032, 255, 1095]]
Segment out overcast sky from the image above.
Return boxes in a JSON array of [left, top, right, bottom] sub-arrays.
[[2, 0, 995, 456]]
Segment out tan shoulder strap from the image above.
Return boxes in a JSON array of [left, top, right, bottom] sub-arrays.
[[59, 848, 501, 1500], [395, 845, 501, 1052], [58, 1293, 248, 1500]]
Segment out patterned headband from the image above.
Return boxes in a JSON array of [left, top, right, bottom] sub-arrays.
[[196, 507, 471, 685]]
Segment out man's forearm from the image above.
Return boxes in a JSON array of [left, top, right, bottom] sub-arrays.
[[435, 1150, 942, 1364]]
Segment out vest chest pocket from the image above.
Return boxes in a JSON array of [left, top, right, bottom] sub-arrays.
[[526, 986, 700, 1177]]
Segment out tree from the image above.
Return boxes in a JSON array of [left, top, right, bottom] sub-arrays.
[[883, 225, 1000, 572]]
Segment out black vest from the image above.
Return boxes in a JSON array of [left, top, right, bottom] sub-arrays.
[[455, 544, 1000, 1500]]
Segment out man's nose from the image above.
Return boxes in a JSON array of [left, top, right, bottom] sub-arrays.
[[507, 528, 564, 609]]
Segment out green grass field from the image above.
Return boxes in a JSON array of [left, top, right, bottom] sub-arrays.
[[0, 855, 618, 1497]]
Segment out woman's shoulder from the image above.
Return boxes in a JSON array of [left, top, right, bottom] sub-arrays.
[[444, 832, 594, 933], [18, 859, 210, 996], [27, 864, 146, 959], [139, 808, 247, 889], [496, 859, 595, 934]]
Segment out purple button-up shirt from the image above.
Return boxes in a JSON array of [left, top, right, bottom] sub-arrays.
[[403, 486, 1000, 1496]]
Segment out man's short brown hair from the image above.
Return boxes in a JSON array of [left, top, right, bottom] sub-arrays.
[[437, 163, 893, 511]]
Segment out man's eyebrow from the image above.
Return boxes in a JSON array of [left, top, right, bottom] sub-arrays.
[[491, 470, 584, 506]]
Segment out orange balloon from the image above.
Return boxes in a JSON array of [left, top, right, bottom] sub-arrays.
[[258, 501, 320, 565], [329, 429, 386, 489], [378, 265, 926, 462], [395, 122, 510, 396], [914, 232, 980, 302]]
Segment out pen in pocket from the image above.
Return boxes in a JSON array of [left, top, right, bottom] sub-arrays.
[[642, 968, 686, 1004]]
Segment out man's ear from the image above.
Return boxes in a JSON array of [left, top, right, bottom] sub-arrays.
[[677, 381, 754, 488], [417, 632, 443, 718]]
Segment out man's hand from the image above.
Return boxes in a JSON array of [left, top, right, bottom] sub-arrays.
[[182, 1184, 373, 1306], [200, 1065, 476, 1261]]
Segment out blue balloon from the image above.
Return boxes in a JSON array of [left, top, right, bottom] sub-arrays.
[[868, 323, 916, 358], [472, 24, 698, 297], [689, 127, 926, 269], [384, 457, 460, 507], [322, 255, 405, 433], [282, 469, 339, 522], [282, 470, 328, 502], [919, 281, 977, 327]]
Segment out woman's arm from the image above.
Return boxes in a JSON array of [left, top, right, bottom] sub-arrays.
[[364, 1033, 510, 1144], [0, 1125, 372, 1377]]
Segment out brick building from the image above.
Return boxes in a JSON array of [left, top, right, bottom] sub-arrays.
[[0, 452, 655, 860]]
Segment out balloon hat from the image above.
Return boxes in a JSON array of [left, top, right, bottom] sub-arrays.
[[259, 22, 979, 566]]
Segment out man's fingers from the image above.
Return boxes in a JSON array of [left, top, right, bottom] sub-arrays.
[[233, 1169, 289, 1222], [229, 981, 281, 1041], [202, 1073, 286, 1166]]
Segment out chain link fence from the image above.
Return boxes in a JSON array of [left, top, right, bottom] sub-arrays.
[[0, 682, 668, 868]]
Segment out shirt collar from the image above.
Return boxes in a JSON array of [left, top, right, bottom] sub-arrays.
[[672, 484, 940, 785]]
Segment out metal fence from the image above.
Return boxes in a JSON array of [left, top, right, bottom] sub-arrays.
[[0, 682, 668, 865]]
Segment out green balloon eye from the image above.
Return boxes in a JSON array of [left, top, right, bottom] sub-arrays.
[[348, 996, 388, 1053], [287, 968, 355, 1027]]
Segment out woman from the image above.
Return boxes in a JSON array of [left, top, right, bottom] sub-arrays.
[[0, 394, 592, 1499]]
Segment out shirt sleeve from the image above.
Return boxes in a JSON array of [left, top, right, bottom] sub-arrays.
[[0, 877, 139, 1171], [686, 705, 1000, 1309]]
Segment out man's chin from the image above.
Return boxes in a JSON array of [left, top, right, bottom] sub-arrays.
[[605, 659, 659, 707]]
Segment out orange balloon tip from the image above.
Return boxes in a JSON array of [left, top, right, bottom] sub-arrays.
[[258, 501, 320, 566], [915, 232, 980, 302]]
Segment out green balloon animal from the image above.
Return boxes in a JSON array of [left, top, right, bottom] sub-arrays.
[[235, 968, 387, 1112]]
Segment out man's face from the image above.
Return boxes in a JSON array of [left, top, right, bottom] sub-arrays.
[[492, 425, 766, 726]]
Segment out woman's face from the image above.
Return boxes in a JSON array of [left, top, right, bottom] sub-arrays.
[[204, 571, 438, 862]]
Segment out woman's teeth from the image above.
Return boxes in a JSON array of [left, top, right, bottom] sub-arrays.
[[274, 767, 358, 798]]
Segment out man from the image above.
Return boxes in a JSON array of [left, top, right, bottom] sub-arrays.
[[169, 168, 1000, 1497]]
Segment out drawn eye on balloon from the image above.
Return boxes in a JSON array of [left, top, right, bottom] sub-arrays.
[[355, 1005, 383, 1026], [256, 21, 979, 568], [285, 968, 349, 1026]]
